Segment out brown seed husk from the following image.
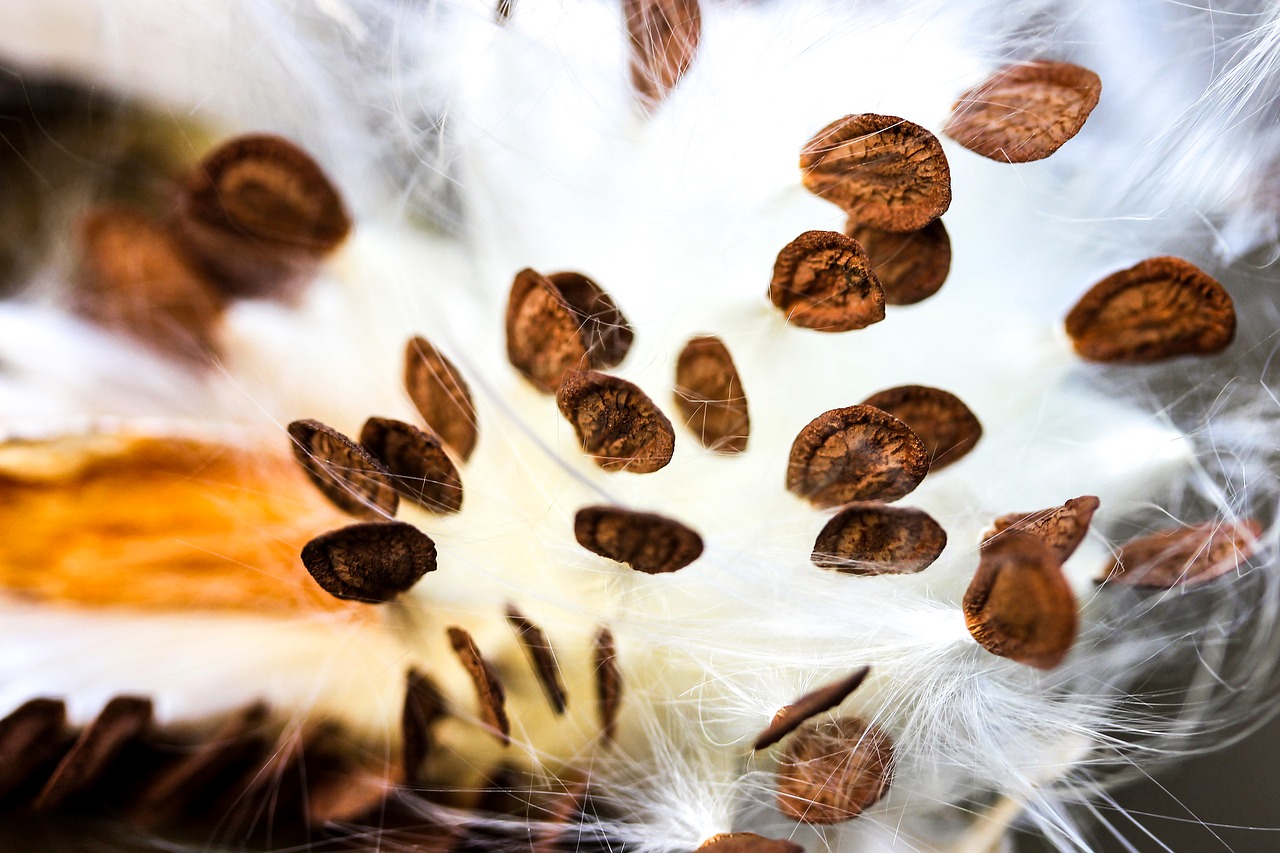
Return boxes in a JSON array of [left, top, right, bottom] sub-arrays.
[[0, 699, 67, 800], [300, 521, 437, 603], [624, 0, 702, 109], [674, 335, 750, 453], [786, 405, 929, 508], [359, 417, 463, 514], [800, 114, 951, 232], [404, 336, 479, 461], [812, 503, 946, 574], [574, 505, 704, 574], [846, 218, 951, 305], [35, 696, 152, 810], [448, 626, 511, 745], [944, 61, 1102, 163], [963, 532, 1076, 669], [985, 495, 1100, 562], [753, 667, 871, 751], [556, 370, 676, 473], [505, 605, 569, 715], [594, 627, 622, 744], [769, 231, 885, 332], [287, 419, 399, 519], [697, 833, 805, 853], [1065, 256, 1236, 362], [860, 385, 982, 471], [530, 781, 590, 853], [1100, 519, 1263, 588], [403, 667, 448, 784], [775, 716, 894, 825]]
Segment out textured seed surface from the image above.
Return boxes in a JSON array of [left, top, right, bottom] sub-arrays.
[[1065, 256, 1236, 362], [448, 626, 511, 745], [786, 405, 929, 508], [624, 0, 702, 109], [557, 370, 675, 473], [35, 696, 152, 810], [300, 521, 437, 602], [753, 667, 871, 751], [404, 336, 479, 461], [812, 503, 946, 574], [360, 417, 463, 514], [547, 271, 634, 367], [288, 419, 399, 519], [860, 385, 982, 471], [985, 495, 1100, 562], [697, 834, 805, 853], [800, 114, 951, 232], [775, 716, 894, 824], [403, 667, 447, 783], [674, 335, 750, 452], [0, 699, 66, 799], [574, 505, 704, 573], [506, 604, 569, 714], [846, 218, 951, 305], [594, 626, 622, 744], [944, 61, 1101, 162], [769, 230, 885, 332], [1100, 519, 1263, 588], [963, 532, 1076, 669]]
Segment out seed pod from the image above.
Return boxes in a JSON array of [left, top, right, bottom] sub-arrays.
[[753, 667, 871, 751], [769, 230, 885, 332], [775, 715, 895, 824], [846, 218, 951, 305], [624, 0, 702, 109], [860, 385, 982, 471], [574, 505, 703, 573], [812, 503, 946, 574], [287, 419, 399, 519], [1099, 519, 1262, 588], [674, 335, 750, 453], [404, 336, 479, 461], [984, 495, 1100, 562], [557, 371, 675, 473], [300, 521, 437, 603], [786, 405, 930, 508]]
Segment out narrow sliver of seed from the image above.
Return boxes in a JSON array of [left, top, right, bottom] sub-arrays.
[[812, 504, 946, 574], [448, 627, 511, 745], [300, 521, 437, 602], [403, 667, 448, 784], [753, 666, 871, 750], [505, 604, 569, 714], [786, 405, 929, 508], [287, 418, 399, 519], [984, 495, 1100, 562], [594, 627, 622, 744], [404, 335, 479, 461], [1099, 519, 1262, 588]]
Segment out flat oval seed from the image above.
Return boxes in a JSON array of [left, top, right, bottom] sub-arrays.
[[846, 218, 951, 305], [812, 503, 946, 574], [624, 0, 702, 109], [505, 604, 569, 715], [860, 385, 982, 471], [944, 61, 1102, 163], [594, 626, 622, 744], [557, 370, 676, 473], [35, 696, 152, 810], [0, 699, 66, 799], [769, 231, 885, 332], [984, 495, 1100, 562], [300, 521, 437, 602], [1065, 257, 1236, 362], [359, 417, 463, 514], [1099, 519, 1262, 588], [547, 272, 634, 368], [786, 405, 929, 508], [753, 667, 871, 751], [697, 834, 805, 853], [963, 532, 1076, 669], [447, 626, 510, 745], [674, 335, 750, 452], [574, 505, 703, 574], [800, 114, 951, 233], [287, 419, 399, 519], [775, 716, 894, 825], [404, 336, 479, 461], [403, 667, 447, 784]]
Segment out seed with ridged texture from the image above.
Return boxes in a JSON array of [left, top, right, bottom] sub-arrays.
[[860, 385, 982, 471], [674, 335, 750, 452], [403, 667, 447, 784], [300, 521, 437, 602], [984, 495, 1100, 562], [404, 335, 479, 461], [448, 626, 510, 745], [769, 231, 885, 332], [754, 667, 871, 751], [557, 370, 675, 473], [287, 419, 399, 519], [35, 696, 152, 810], [574, 505, 703, 573], [1100, 519, 1262, 588], [697, 834, 805, 853], [846, 218, 951, 305], [505, 604, 569, 714], [360, 417, 463, 514], [787, 405, 929, 508], [812, 504, 946, 574], [624, 0, 702, 109], [775, 715, 894, 824], [594, 627, 622, 744]]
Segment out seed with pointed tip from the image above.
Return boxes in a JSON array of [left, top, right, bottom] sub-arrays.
[[769, 230, 885, 332], [753, 667, 871, 751], [35, 696, 152, 810], [404, 335, 479, 461], [985, 495, 1100, 562], [505, 604, 569, 715], [403, 667, 448, 784], [1099, 519, 1262, 588], [0, 699, 67, 800], [624, 0, 702, 109], [774, 715, 894, 824], [300, 521, 437, 602], [360, 416, 463, 514], [674, 335, 750, 453], [812, 504, 946, 574], [786, 405, 929, 508], [287, 419, 399, 519], [594, 627, 622, 744], [448, 626, 511, 745], [860, 385, 982, 471], [557, 370, 675, 473], [574, 505, 703, 574], [697, 834, 805, 853], [846, 218, 951, 305]]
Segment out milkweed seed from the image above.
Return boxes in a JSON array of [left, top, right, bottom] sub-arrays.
[[287, 419, 399, 519], [769, 231, 885, 332], [404, 336, 479, 461], [594, 627, 622, 744], [574, 505, 704, 574], [448, 626, 511, 745], [0, 699, 66, 800], [359, 416, 463, 514], [812, 504, 946, 574], [300, 521, 437, 603], [860, 385, 982, 471], [505, 604, 569, 714], [753, 667, 871, 751], [624, 0, 702, 109], [403, 667, 447, 784], [557, 371, 676, 473], [1099, 519, 1263, 588], [786, 405, 930, 508], [774, 716, 894, 824], [984, 495, 1100, 562], [845, 218, 951, 305], [697, 834, 805, 853], [674, 335, 750, 452], [34, 696, 152, 810]]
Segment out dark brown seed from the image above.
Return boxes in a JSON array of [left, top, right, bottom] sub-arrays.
[[846, 218, 951, 305], [963, 532, 1076, 669], [448, 626, 510, 745], [944, 61, 1102, 163], [753, 667, 871, 751], [404, 336, 479, 461], [697, 834, 805, 853], [306, 760, 399, 826], [984, 495, 1100, 562], [800, 114, 951, 233], [1065, 257, 1236, 362], [786, 405, 929, 508], [812, 504, 946, 574], [574, 505, 703, 574], [1099, 519, 1263, 588], [360, 417, 463, 514], [0, 699, 67, 800], [624, 0, 702, 109], [674, 335, 750, 453], [505, 605, 569, 715], [860, 385, 982, 471], [287, 419, 399, 519], [556, 370, 676, 473], [594, 627, 622, 744], [769, 231, 885, 332], [34, 696, 152, 810], [531, 781, 589, 853], [403, 667, 448, 784], [495, 0, 513, 21], [775, 716, 894, 824], [300, 521, 437, 603]]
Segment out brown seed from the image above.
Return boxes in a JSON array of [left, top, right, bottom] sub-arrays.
[[404, 336, 479, 461], [1065, 257, 1236, 362], [944, 61, 1102, 163], [674, 335, 750, 453], [1099, 519, 1263, 589], [697, 834, 805, 853], [0, 699, 67, 800], [594, 627, 622, 744], [403, 667, 448, 784], [812, 504, 946, 575], [35, 696, 152, 810], [287, 419, 399, 519], [505, 604, 569, 715], [800, 114, 951, 232], [984, 495, 1100, 562], [753, 667, 871, 751], [448, 626, 510, 745], [769, 231, 885, 332], [860, 385, 982, 471], [786, 405, 929, 508], [359, 417, 463, 514], [963, 532, 1076, 669], [775, 716, 894, 824], [846, 218, 951, 305], [496, 0, 513, 21], [556, 370, 676, 473], [574, 505, 703, 574], [300, 521, 437, 603], [624, 0, 702, 109], [531, 781, 590, 853]]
